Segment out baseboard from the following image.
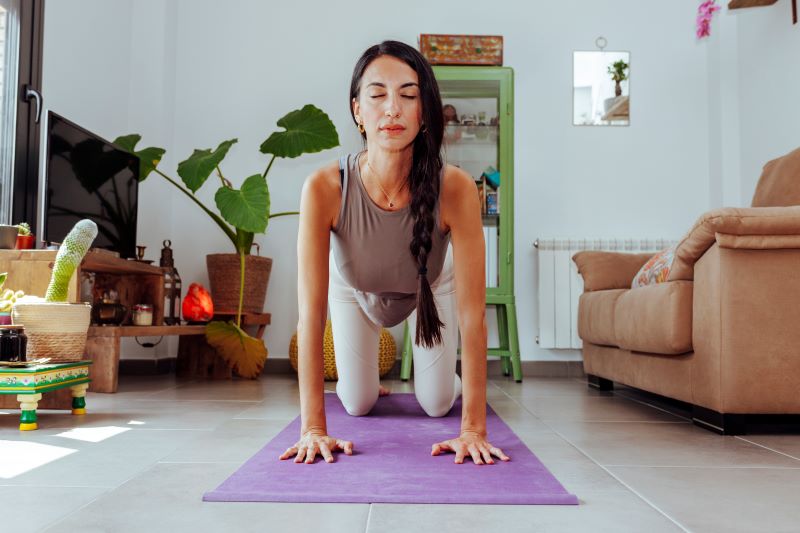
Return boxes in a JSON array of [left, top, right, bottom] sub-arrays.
[[120, 357, 585, 379]]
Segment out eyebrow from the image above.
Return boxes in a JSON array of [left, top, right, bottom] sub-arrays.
[[366, 82, 419, 89]]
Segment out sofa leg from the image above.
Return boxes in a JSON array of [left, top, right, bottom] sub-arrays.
[[587, 374, 613, 391], [692, 406, 747, 435]]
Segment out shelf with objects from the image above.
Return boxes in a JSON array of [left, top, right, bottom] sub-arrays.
[[400, 65, 522, 382], [0, 248, 208, 395]]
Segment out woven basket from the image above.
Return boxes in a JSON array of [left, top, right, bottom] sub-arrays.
[[12, 302, 92, 362], [289, 319, 397, 380], [206, 254, 272, 314]]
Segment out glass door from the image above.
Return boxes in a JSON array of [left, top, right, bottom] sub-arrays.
[[437, 77, 501, 288]]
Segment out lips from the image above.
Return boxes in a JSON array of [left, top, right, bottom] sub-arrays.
[[381, 125, 405, 131]]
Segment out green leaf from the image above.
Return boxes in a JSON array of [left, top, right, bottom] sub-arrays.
[[215, 174, 269, 234], [205, 320, 268, 379], [0, 272, 7, 290], [177, 139, 238, 193], [113, 134, 166, 182], [260, 104, 339, 159]]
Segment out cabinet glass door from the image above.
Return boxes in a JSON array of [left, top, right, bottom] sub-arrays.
[[436, 76, 502, 288]]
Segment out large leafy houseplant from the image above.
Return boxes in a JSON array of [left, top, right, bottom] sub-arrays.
[[115, 105, 339, 378]]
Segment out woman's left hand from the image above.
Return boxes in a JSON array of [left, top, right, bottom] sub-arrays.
[[431, 430, 511, 464]]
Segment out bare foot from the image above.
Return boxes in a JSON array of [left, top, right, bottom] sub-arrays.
[[378, 384, 390, 396]]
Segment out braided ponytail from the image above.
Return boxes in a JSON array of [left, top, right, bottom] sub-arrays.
[[350, 40, 446, 348]]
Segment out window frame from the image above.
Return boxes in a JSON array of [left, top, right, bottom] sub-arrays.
[[11, 0, 44, 234]]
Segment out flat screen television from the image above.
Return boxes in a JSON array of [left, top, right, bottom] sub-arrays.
[[44, 111, 139, 258]]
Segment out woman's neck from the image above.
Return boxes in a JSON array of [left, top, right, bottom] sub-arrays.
[[362, 145, 413, 189]]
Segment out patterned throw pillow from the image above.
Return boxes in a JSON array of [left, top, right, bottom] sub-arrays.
[[632, 244, 677, 288]]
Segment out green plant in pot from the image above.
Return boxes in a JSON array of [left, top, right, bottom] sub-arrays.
[[115, 104, 339, 378], [607, 59, 629, 97]]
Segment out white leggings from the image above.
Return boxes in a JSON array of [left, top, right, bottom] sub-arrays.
[[328, 243, 462, 417]]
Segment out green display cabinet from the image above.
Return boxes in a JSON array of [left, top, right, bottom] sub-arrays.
[[400, 66, 522, 382]]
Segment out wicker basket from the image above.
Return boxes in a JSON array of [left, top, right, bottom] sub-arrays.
[[288, 319, 397, 380], [12, 302, 92, 362], [206, 254, 272, 313]]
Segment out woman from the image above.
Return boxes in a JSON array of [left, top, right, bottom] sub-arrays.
[[280, 41, 510, 466]]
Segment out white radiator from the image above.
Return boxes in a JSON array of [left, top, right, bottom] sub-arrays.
[[534, 238, 678, 349]]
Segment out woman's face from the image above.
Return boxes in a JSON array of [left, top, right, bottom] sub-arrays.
[[353, 55, 423, 151]]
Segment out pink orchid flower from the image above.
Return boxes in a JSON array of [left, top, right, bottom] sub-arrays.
[[696, 0, 721, 39]]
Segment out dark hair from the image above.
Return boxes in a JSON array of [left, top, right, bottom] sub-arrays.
[[349, 40, 445, 348]]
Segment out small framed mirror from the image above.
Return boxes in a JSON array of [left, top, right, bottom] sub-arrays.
[[573, 50, 630, 126]]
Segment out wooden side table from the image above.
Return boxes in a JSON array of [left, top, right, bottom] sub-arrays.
[[0, 361, 92, 431]]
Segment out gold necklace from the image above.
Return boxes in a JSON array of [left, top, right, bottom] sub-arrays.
[[366, 158, 407, 208]]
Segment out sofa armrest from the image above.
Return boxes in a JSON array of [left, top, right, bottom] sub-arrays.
[[692, 242, 800, 413], [571, 251, 653, 291], [669, 206, 800, 281]]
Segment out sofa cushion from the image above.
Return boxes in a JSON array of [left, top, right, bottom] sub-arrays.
[[632, 245, 677, 288], [577, 289, 626, 347], [572, 251, 653, 291], [751, 146, 800, 207], [668, 206, 800, 281], [614, 281, 693, 354]]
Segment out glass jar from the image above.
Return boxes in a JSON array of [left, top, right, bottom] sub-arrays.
[[132, 304, 154, 326], [0, 325, 27, 362]]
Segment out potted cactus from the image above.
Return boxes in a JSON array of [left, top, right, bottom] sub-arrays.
[[12, 219, 97, 361], [15, 223, 35, 250]]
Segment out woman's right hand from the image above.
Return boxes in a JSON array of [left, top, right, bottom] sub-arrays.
[[278, 430, 354, 464]]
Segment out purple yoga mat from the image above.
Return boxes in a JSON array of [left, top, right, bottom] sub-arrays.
[[204, 392, 578, 505]]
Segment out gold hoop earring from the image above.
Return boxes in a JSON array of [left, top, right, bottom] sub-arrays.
[[357, 122, 365, 134]]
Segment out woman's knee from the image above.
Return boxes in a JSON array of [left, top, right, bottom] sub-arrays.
[[337, 386, 378, 416], [416, 391, 454, 417]]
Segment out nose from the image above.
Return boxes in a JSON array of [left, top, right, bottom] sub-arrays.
[[385, 95, 401, 118]]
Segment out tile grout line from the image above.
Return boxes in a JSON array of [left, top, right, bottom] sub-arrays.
[[364, 502, 373, 532], [735, 437, 800, 463], [602, 464, 800, 470], [507, 393, 693, 532]]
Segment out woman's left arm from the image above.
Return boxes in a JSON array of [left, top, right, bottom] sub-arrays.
[[430, 167, 510, 464]]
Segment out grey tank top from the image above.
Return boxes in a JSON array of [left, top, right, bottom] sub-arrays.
[[331, 151, 451, 327]]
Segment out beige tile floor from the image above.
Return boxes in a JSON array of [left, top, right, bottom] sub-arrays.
[[1, 372, 799, 533]]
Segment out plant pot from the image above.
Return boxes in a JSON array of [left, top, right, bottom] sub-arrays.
[[206, 254, 272, 314], [16, 234, 35, 249], [0, 225, 18, 249], [12, 301, 92, 362]]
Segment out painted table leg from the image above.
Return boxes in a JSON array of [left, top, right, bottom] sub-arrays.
[[17, 393, 42, 431], [497, 305, 511, 376], [70, 383, 89, 415], [506, 302, 523, 382], [400, 320, 413, 381]]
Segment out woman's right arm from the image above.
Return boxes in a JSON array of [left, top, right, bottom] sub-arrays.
[[279, 165, 353, 464], [296, 169, 334, 438]]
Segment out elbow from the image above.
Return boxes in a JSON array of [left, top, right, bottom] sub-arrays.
[[297, 314, 327, 333], [459, 312, 487, 340]]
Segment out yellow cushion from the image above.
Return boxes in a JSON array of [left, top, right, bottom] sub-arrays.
[[288, 319, 397, 380]]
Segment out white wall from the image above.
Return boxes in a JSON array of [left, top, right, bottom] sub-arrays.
[[734, 0, 800, 201], [42, 0, 716, 362]]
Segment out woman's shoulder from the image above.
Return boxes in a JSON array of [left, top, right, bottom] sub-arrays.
[[304, 157, 343, 196], [441, 163, 476, 199], [301, 157, 344, 228], [439, 164, 479, 233]]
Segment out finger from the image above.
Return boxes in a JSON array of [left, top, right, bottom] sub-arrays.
[[468, 445, 484, 465], [294, 446, 307, 463], [279, 446, 297, 460], [432, 442, 452, 455], [491, 446, 511, 461], [337, 440, 354, 455], [305, 444, 318, 464], [479, 445, 494, 464], [454, 447, 466, 464], [319, 442, 334, 463]]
